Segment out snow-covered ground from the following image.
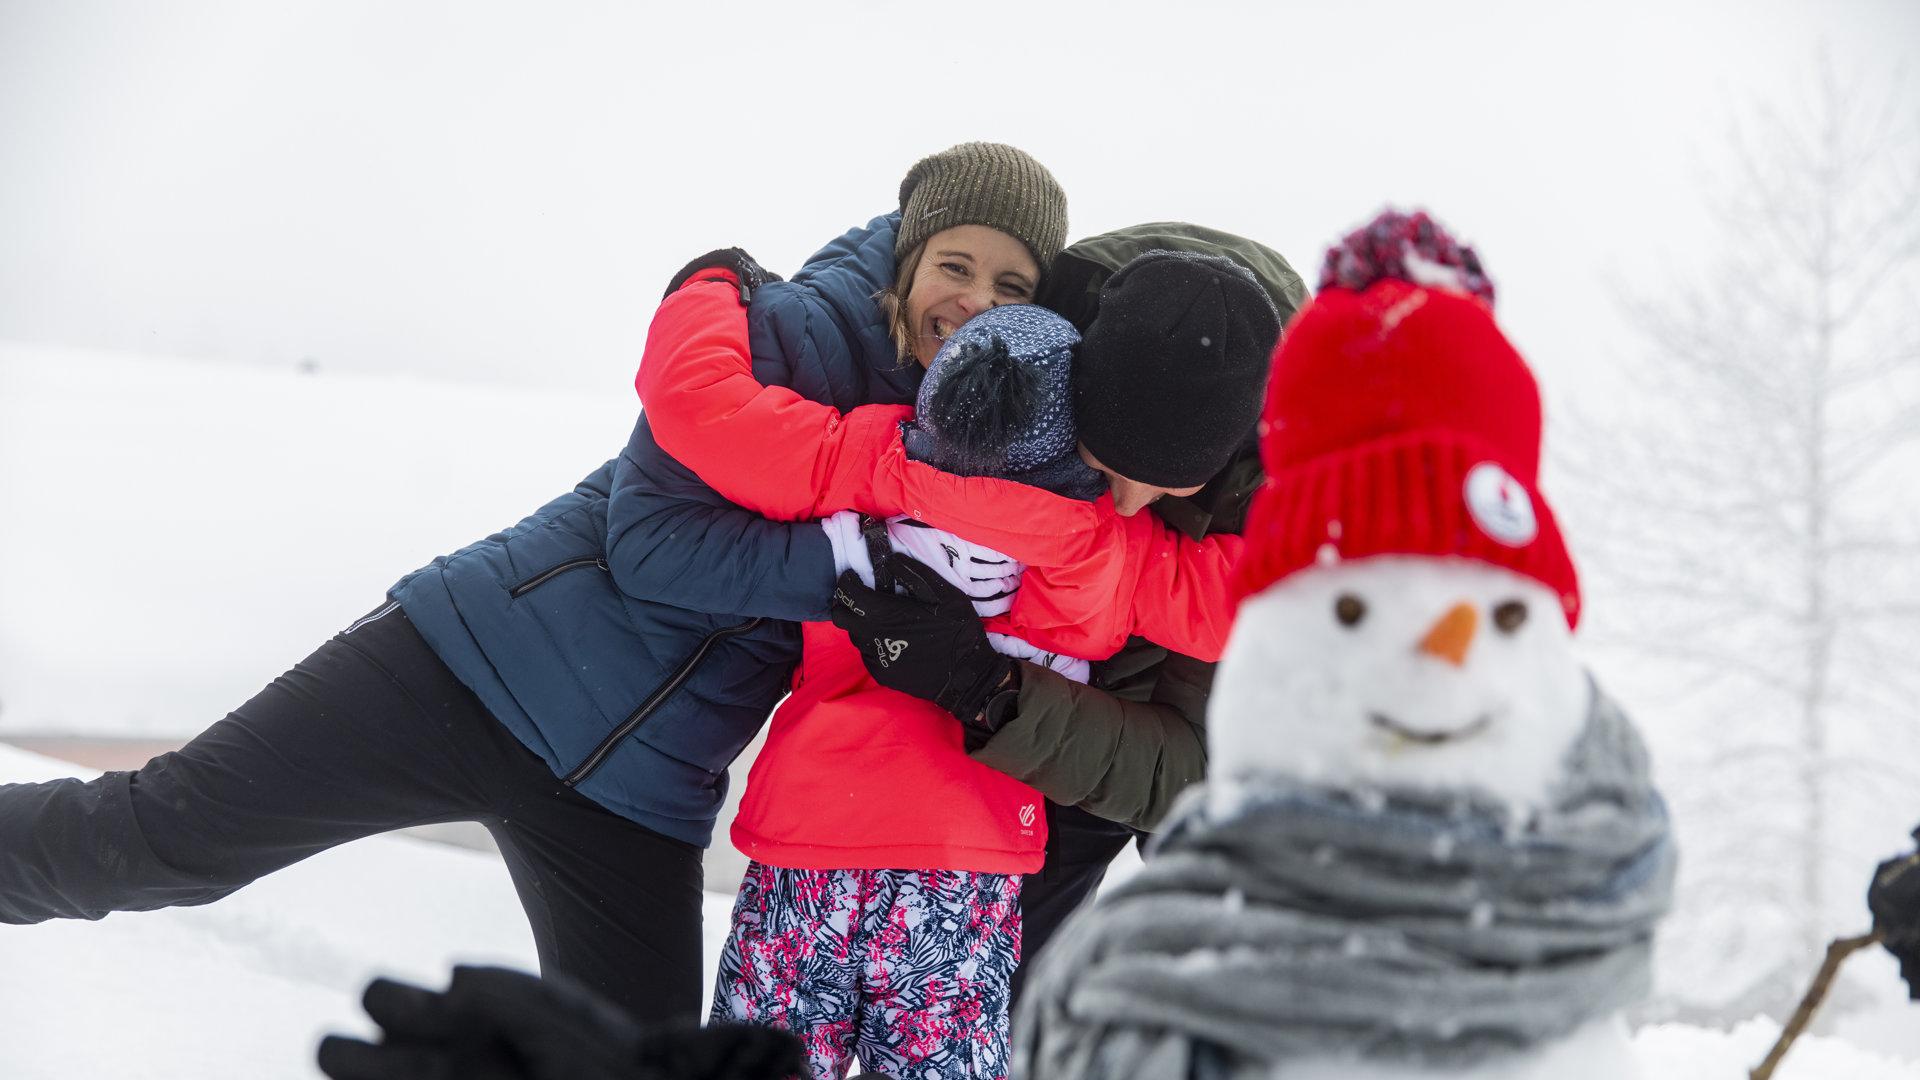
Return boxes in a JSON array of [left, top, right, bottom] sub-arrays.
[[0, 743, 737, 1080], [3, 343, 1917, 1077], [2, 743, 1912, 1080]]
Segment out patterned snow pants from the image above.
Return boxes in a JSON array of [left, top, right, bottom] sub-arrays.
[[711, 862, 1023, 1080]]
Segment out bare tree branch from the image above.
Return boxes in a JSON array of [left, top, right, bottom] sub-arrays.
[[1582, 68, 1920, 995]]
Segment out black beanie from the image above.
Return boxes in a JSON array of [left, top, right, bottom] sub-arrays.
[[1072, 250, 1282, 488]]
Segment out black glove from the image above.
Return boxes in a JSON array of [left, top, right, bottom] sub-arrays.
[[663, 247, 782, 305], [1869, 828, 1920, 1000], [829, 554, 1016, 745], [628, 1021, 803, 1080], [316, 966, 804, 1080]]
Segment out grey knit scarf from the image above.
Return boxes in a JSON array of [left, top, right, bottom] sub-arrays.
[[1012, 682, 1675, 1080]]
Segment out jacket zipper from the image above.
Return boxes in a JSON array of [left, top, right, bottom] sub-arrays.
[[508, 556, 609, 598], [562, 616, 766, 787]]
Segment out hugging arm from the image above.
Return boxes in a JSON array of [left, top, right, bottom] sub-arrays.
[[634, 267, 1118, 542], [1116, 524, 1243, 662], [603, 265, 908, 623], [1003, 513, 1243, 664], [604, 417, 844, 622], [831, 558, 1214, 831], [634, 270, 912, 521]]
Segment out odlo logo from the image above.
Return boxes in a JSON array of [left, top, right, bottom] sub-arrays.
[[874, 638, 908, 667], [1017, 803, 1037, 828]]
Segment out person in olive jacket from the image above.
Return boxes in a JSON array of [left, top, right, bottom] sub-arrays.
[[832, 222, 1308, 994]]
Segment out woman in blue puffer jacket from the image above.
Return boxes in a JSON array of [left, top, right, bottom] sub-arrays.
[[0, 142, 1066, 1028]]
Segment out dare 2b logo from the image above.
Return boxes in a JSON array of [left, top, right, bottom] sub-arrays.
[[1017, 803, 1037, 836]]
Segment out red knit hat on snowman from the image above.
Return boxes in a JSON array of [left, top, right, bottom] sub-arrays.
[[1233, 209, 1582, 628]]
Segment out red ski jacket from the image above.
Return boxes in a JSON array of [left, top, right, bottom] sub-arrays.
[[636, 271, 1240, 872], [732, 622, 1050, 872]]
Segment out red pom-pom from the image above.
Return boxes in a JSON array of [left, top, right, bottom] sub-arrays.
[[1317, 209, 1496, 308]]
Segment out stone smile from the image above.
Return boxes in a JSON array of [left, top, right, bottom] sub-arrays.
[[1367, 711, 1494, 746]]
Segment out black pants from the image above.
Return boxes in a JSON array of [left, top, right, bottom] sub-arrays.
[[1010, 799, 1143, 1005], [0, 603, 705, 1025]]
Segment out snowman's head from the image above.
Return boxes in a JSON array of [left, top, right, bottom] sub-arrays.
[[1209, 554, 1588, 812]]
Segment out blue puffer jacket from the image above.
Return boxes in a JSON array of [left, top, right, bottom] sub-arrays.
[[390, 213, 917, 847]]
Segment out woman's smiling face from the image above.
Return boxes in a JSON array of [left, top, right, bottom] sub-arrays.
[[902, 225, 1040, 367]]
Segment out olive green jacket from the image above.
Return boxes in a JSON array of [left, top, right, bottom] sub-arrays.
[[970, 223, 1307, 831]]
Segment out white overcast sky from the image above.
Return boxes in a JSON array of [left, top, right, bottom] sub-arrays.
[[1, 0, 1915, 395]]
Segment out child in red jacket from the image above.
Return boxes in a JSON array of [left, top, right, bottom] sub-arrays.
[[725, 307, 1098, 872], [644, 255, 1279, 1080], [713, 306, 1104, 1080]]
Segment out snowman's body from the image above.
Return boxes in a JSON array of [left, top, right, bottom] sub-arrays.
[[1208, 554, 1643, 1080]]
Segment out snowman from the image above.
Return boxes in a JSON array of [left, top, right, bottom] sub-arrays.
[[1013, 211, 1675, 1080]]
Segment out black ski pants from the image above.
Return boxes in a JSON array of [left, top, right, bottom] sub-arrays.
[[0, 603, 705, 1026]]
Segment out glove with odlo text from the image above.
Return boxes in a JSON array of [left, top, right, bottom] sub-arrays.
[[829, 554, 1014, 745]]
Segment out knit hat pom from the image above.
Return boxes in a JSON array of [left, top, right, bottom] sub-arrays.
[[925, 333, 1043, 467], [904, 304, 1102, 498], [1318, 209, 1496, 308]]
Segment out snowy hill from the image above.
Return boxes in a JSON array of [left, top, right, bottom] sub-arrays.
[[0, 340, 636, 738]]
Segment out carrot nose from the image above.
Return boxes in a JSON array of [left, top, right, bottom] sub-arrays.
[[1418, 602, 1479, 667]]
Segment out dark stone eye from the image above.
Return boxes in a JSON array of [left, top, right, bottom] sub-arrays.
[[1493, 600, 1529, 633], [1334, 594, 1367, 627]]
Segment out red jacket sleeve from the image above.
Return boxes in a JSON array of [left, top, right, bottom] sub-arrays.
[[984, 506, 1240, 664], [634, 269, 913, 522], [889, 458, 1237, 660]]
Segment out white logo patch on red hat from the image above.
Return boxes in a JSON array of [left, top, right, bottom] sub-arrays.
[[1464, 462, 1537, 547]]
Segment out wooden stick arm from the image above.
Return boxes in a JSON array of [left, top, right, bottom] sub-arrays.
[[1748, 929, 1886, 1080]]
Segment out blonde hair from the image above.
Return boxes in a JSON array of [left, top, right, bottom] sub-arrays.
[[877, 240, 925, 365]]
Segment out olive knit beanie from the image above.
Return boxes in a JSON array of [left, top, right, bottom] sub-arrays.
[[895, 142, 1068, 272], [1072, 250, 1282, 488]]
